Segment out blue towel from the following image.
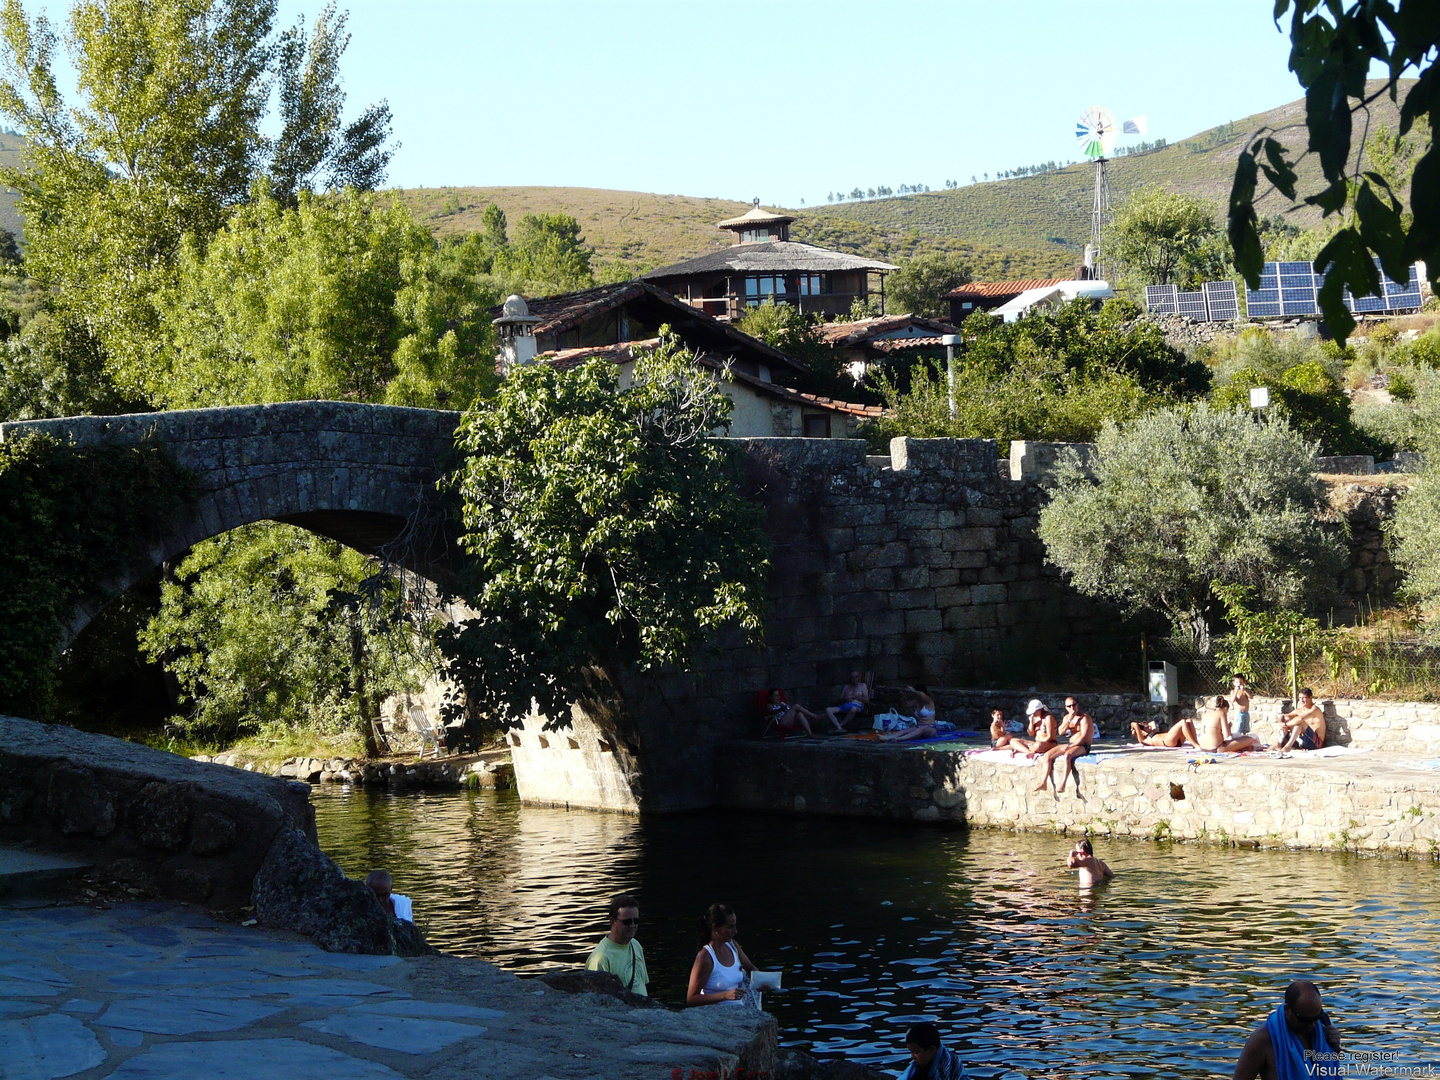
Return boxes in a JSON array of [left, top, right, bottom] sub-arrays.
[[898, 1045, 965, 1080], [1267, 1004, 1340, 1079]]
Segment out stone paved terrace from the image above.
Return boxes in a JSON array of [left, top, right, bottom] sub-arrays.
[[0, 899, 774, 1080], [717, 737, 1440, 855]]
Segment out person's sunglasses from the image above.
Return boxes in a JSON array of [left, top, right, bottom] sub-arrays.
[[1291, 1008, 1323, 1024], [619, 918, 640, 927]]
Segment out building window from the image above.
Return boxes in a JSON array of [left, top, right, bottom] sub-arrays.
[[740, 228, 777, 243], [798, 274, 822, 296], [803, 414, 831, 438], [961, 301, 973, 310]]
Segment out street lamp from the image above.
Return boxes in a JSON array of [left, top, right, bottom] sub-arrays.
[[942, 334, 961, 419]]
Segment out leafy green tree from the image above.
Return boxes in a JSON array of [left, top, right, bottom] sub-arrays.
[[157, 187, 495, 410], [139, 522, 428, 747], [441, 332, 769, 730], [0, 311, 138, 420], [733, 298, 861, 399], [1228, 0, 1438, 342], [886, 253, 971, 319], [435, 204, 596, 299], [867, 302, 1209, 448], [1038, 404, 1347, 650], [0, 0, 394, 399], [1211, 360, 1388, 457], [1108, 187, 1220, 287], [1390, 463, 1440, 616]]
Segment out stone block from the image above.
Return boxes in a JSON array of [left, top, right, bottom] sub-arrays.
[[895, 566, 930, 590], [905, 609, 943, 634], [935, 586, 973, 607], [127, 781, 193, 851], [862, 610, 905, 636], [891, 588, 936, 610], [862, 568, 895, 591], [972, 583, 1008, 605]]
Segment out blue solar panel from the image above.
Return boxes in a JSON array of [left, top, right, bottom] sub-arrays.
[[1203, 280, 1238, 321], [1145, 284, 1178, 315], [1352, 292, 1388, 313], [1247, 299, 1284, 318], [1177, 291, 1207, 319], [1279, 261, 1314, 279]]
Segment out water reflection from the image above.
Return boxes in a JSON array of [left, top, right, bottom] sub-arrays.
[[313, 787, 1440, 1077]]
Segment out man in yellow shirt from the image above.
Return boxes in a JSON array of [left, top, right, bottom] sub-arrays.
[[585, 893, 648, 996]]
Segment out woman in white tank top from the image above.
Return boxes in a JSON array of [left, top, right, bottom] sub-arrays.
[[686, 902, 755, 1006]]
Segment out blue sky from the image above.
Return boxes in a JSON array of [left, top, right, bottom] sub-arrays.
[[286, 0, 1307, 206]]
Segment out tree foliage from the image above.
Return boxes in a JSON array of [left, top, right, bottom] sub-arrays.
[[867, 301, 1210, 447], [441, 332, 769, 730], [1038, 403, 1347, 650], [886, 252, 971, 319], [435, 203, 595, 298], [1108, 186, 1222, 287], [139, 522, 427, 746], [1212, 359, 1388, 457], [1228, 0, 1439, 343], [157, 187, 495, 410], [0, 0, 395, 398], [0, 433, 194, 720]]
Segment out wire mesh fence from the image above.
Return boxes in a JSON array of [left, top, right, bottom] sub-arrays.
[[1154, 632, 1440, 702]]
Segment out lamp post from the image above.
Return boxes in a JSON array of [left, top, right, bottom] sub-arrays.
[[942, 333, 961, 420]]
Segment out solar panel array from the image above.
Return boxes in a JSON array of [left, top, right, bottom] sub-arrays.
[[1144, 281, 1237, 321], [1245, 259, 1423, 319], [1144, 261, 1424, 321]]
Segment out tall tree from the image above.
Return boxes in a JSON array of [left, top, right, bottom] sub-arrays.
[[1108, 187, 1220, 287], [886, 253, 971, 319], [0, 0, 394, 400]]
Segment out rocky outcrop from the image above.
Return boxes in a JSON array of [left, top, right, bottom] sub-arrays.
[[539, 968, 666, 1009], [251, 827, 393, 954], [0, 715, 313, 908]]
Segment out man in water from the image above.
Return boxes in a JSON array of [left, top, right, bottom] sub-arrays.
[[1278, 688, 1327, 751], [826, 671, 871, 731], [1232, 979, 1342, 1079], [366, 869, 413, 922], [1034, 697, 1096, 792], [584, 892, 649, 997], [1066, 839, 1112, 887], [897, 1021, 964, 1080]]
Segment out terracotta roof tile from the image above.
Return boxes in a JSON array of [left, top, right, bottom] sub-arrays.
[[946, 278, 1068, 300], [816, 314, 960, 346]]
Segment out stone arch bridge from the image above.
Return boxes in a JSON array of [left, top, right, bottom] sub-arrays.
[[0, 401, 460, 645]]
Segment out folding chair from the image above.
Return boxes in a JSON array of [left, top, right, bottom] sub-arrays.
[[756, 689, 788, 739], [408, 704, 444, 759]]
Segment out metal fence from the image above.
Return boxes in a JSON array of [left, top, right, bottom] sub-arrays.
[[1153, 632, 1440, 702]]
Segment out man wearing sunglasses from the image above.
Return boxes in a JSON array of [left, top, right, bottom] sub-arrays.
[[1232, 979, 1342, 1079], [585, 892, 649, 997]]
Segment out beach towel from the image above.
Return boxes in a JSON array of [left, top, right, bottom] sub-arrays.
[[1266, 1004, 1340, 1080], [899, 1044, 965, 1080], [1300, 745, 1369, 758]]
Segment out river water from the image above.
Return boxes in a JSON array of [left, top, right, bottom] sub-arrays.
[[313, 786, 1440, 1077]]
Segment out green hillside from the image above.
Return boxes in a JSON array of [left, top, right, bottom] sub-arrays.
[[804, 79, 1415, 275], [395, 82, 1415, 282]]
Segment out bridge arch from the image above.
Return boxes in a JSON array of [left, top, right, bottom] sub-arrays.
[[0, 401, 460, 645]]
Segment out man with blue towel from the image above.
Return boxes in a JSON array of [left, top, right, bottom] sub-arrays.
[[1232, 980, 1342, 1079]]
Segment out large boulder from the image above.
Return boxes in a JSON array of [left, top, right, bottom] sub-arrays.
[[251, 827, 394, 955]]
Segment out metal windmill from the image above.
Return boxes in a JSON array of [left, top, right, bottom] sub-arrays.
[[1075, 106, 1117, 278]]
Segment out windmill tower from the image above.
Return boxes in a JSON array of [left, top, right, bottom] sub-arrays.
[[1076, 106, 1117, 279]]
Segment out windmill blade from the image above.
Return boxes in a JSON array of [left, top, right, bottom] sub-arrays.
[[1076, 106, 1117, 160], [1124, 115, 1148, 136]]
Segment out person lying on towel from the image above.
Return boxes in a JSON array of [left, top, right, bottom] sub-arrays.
[[1232, 979, 1342, 1080]]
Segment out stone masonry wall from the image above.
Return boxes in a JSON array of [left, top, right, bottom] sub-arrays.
[[1238, 695, 1440, 756], [512, 436, 1125, 813], [716, 740, 1440, 856]]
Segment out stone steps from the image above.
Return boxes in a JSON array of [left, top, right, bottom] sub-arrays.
[[0, 845, 93, 897]]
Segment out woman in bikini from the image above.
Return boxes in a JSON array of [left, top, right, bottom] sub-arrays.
[[879, 686, 940, 742]]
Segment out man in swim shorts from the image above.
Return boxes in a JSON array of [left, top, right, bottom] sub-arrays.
[[1034, 697, 1096, 793], [1277, 688, 1326, 751], [826, 671, 870, 732]]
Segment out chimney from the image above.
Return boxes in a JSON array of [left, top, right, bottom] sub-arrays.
[[493, 294, 541, 373]]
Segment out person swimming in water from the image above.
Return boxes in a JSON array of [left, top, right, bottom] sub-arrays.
[[1066, 839, 1113, 887]]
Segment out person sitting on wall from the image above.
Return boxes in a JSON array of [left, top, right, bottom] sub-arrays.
[[1007, 699, 1059, 756], [366, 869, 414, 922], [1066, 838, 1113, 888], [989, 708, 1014, 749], [826, 671, 871, 732], [764, 689, 824, 738], [879, 686, 942, 742], [1277, 688, 1327, 751], [1196, 697, 1260, 753], [1034, 696, 1096, 792]]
